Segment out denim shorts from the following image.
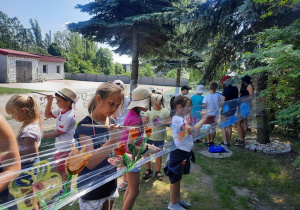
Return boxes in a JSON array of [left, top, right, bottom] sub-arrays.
[[146, 139, 165, 149], [15, 158, 39, 187], [129, 166, 141, 173]]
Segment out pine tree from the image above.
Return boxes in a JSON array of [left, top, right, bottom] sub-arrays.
[[67, 0, 182, 92]]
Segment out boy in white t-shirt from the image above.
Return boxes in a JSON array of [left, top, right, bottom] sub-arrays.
[[43, 87, 77, 187], [202, 82, 222, 147]]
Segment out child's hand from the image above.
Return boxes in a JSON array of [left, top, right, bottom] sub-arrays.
[[200, 109, 207, 120], [108, 124, 122, 143], [145, 144, 161, 156], [45, 95, 54, 102]]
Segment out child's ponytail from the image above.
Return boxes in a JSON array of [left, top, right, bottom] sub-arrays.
[[170, 96, 176, 117]]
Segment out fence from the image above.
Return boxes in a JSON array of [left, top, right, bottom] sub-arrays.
[[65, 73, 189, 86]]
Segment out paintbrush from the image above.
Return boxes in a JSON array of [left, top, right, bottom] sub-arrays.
[[31, 91, 51, 96]]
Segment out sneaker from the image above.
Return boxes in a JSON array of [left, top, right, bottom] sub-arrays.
[[168, 202, 186, 210], [117, 181, 128, 191], [219, 143, 230, 148], [179, 200, 191, 208]]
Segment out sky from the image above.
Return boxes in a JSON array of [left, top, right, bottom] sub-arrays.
[[1, 0, 132, 64]]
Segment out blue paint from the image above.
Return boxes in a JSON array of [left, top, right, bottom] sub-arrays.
[[222, 104, 229, 113], [240, 101, 250, 117]]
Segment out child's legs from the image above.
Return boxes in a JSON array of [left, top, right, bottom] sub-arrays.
[[225, 125, 232, 144], [236, 120, 244, 141], [206, 132, 211, 143], [155, 156, 162, 172], [122, 171, 140, 210], [102, 199, 114, 210], [119, 173, 128, 189], [221, 115, 227, 143], [211, 131, 216, 142], [170, 180, 181, 204], [242, 118, 248, 138]]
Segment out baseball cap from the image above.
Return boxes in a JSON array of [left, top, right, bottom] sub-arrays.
[[113, 80, 125, 88], [181, 86, 191, 91], [221, 76, 231, 85]]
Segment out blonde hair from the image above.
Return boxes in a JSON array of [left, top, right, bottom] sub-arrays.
[[6, 94, 42, 134], [88, 82, 124, 114]]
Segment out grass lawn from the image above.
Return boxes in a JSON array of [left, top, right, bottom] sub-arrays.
[[41, 128, 300, 210], [0, 87, 44, 95]]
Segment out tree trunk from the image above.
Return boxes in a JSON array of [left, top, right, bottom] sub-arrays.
[[256, 71, 270, 144], [176, 66, 181, 87], [130, 27, 139, 96]]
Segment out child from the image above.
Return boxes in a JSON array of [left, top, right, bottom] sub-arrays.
[[191, 85, 206, 143], [74, 82, 123, 210], [0, 113, 21, 208], [121, 86, 160, 210], [6, 94, 42, 209], [113, 80, 130, 191], [165, 95, 207, 210], [143, 93, 171, 181], [202, 82, 222, 147], [43, 87, 77, 190]]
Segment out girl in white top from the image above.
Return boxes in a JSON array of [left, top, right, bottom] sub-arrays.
[[6, 94, 42, 210], [165, 95, 207, 210]]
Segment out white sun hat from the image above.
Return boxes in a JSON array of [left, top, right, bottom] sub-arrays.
[[195, 85, 206, 94]]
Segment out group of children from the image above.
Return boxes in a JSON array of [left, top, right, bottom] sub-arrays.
[[0, 75, 253, 210]]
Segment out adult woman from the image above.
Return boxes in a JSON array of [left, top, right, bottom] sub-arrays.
[[235, 75, 254, 146]]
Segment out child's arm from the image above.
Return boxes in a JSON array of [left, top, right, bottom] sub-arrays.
[[79, 124, 121, 170], [193, 110, 207, 131], [20, 138, 39, 158], [43, 131, 61, 139], [44, 95, 54, 118], [0, 114, 21, 192]]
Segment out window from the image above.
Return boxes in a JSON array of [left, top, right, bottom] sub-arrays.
[[43, 65, 47, 73], [57, 66, 60, 74]]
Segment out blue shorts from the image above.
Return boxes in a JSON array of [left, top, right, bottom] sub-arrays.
[[147, 139, 165, 149], [129, 166, 141, 173]]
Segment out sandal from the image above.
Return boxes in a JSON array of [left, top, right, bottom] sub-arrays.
[[117, 181, 128, 191], [142, 169, 153, 180], [155, 171, 164, 181]]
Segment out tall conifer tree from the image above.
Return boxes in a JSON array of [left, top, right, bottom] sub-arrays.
[[68, 0, 182, 92]]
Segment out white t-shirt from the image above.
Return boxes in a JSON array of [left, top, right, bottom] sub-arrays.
[[203, 93, 222, 116], [171, 115, 194, 152], [51, 109, 76, 151], [17, 122, 41, 163], [116, 96, 130, 125]]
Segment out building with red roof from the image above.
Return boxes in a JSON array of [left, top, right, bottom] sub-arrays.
[[0, 48, 66, 83]]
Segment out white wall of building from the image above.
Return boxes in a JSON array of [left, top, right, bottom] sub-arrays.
[[7, 56, 39, 83], [39, 61, 64, 80]]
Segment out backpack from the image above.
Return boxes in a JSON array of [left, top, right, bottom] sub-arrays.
[[208, 145, 227, 153]]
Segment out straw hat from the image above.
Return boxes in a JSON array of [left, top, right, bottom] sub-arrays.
[[151, 93, 163, 105], [56, 87, 77, 103], [127, 87, 152, 110], [195, 85, 206, 94]]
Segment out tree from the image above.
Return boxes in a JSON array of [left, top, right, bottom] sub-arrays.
[[48, 43, 63, 56], [140, 63, 154, 77], [243, 19, 300, 136], [29, 19, 43, 48], [67, 0, 181, 93], [114, 62, 125, 75], [166, 69, 177, 78], [0, 11, 23, 50], [95, 47, 114, 75]]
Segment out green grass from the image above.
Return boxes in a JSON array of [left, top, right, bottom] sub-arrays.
[[0, 87, 44, 95], [41, 128, 300, 210]]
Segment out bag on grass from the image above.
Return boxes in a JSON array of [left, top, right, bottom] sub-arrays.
[[208, 145, 227, 153]]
